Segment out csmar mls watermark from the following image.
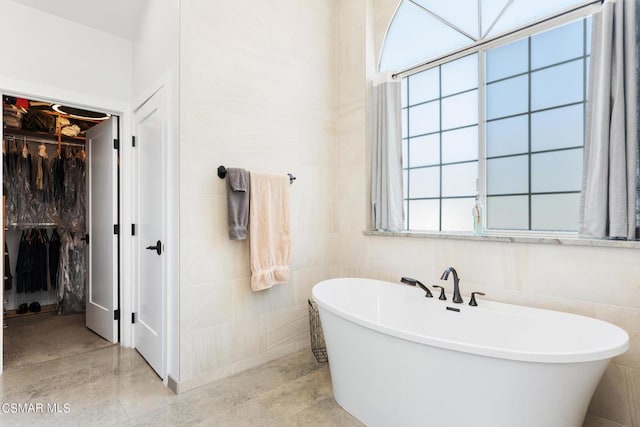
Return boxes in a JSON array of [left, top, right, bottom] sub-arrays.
[[1, 402, 71, 414]]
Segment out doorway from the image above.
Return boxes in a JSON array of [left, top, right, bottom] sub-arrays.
[[2, 94, 120, 371]]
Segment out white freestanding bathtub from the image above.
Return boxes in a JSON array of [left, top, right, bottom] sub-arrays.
[[312, 278, 629, 427]]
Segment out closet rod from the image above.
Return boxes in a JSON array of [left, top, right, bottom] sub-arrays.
[[5, 222, 58, 229], [3, 133, 85, 148]]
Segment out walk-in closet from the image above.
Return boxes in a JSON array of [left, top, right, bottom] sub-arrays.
[[2, 95, 118, 370]]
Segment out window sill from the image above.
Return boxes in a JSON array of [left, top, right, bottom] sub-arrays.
[[363, 230, 640, 249]]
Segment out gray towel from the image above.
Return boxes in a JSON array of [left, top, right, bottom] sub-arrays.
[[226, 168, 250, 240]]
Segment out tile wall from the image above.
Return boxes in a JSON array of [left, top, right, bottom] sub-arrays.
[[178, 0, 337, 392]]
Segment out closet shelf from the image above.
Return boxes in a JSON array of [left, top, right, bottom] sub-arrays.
[[3, 127, 85, 144], [4, 303, 57, 319]]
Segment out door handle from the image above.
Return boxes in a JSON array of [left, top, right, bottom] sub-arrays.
[[146, 240, 162, 255]]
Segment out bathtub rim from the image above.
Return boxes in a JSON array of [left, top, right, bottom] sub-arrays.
[[312, 277, 630, 364]]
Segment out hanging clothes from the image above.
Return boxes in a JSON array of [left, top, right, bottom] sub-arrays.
[[57, 230, 86, 314], [15, 229, 49, 293], [3, 150, 10, 221], [49, 229, 61, 289], [3, 141, 86, 229], [4, 242, 13, 290], [3, 135, 88, 313], [15, 146, 35, 225], [35, 229, 49, 291], [4, 141, 20, 225], [32, 149, 54, 224], [15, 230, 35, 293], [61, 150, 86, 232], [49, 151, 64, 225]]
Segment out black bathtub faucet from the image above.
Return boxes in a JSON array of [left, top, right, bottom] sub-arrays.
[[400, 277, 433, 298], [440, 267, 463, 304]]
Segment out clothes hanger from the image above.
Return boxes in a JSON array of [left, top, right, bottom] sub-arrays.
[[8, 136, 18, 153], [38, 142, 48, 158], [21, 140, 29, 158]]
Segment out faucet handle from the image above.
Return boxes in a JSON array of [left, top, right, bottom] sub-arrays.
[[432, 285, 447, 301], [469, 292, 486, 306]]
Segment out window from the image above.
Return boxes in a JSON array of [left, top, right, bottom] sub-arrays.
[[380, 0, 593, 72], [486, 19, 590, 232], [399, 18, 591, 233], [402, 55, 479, 231]]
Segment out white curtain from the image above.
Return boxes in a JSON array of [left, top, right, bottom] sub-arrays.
[[579, 0, 639, 239], [371, 79, 404, 231]]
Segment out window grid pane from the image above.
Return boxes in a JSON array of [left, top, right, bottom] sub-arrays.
[[401, 19, 589, 234], [402, 54, 479, 232], [484, 18, 589, 232]]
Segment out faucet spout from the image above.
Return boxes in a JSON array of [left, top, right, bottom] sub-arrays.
[[440, 267, 463, 304]]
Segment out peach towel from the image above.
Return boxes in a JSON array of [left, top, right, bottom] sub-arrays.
[[249, 173, 291, 291]]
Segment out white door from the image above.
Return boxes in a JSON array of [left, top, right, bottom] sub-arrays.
[[134, 89, 165, 378], [86, 117, 118, 343]]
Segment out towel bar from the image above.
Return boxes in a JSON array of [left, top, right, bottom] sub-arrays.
[[217, 165, 296, 184]]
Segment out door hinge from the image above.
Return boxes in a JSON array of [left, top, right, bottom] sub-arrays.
[[81, 233, 89, 244], [132, 313, 136, 324], [114, 224, 120, 235], [131, 224, 136, 236], [114, 309, 120, 321], [113, 138, 120, 150], [132, 135, 136, 147]]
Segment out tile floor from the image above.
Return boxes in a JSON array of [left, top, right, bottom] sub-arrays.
[[1, 314, 362, 426], [3, 312, 113, 370]]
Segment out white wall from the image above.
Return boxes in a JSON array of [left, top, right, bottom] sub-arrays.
[[132, 0, 179, 102], [178, 0, 336, 392], [131, 0, 181, 385], [334, 1, 640, 426], [0, 0, 132, 107]]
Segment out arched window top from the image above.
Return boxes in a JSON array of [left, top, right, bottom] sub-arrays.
[[379, 0, 593, 72]]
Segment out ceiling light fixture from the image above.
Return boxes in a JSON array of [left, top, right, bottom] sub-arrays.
[[52, 104, 111, 121]]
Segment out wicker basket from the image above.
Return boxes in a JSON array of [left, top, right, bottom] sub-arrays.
[[308, 299, 328, 363]]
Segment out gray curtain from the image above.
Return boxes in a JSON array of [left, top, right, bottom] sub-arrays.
[[579, 0, 639, 240], [371, 80, 404, 231]]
